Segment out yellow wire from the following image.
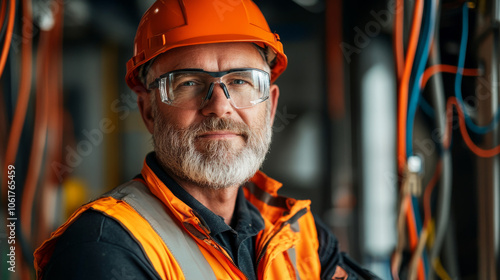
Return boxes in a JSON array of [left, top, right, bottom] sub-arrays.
[[432, 258, 452, 280], [427, 219, 453, 279], [427, 220, 436, 247]]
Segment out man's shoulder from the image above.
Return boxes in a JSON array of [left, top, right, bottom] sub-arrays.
[[42, 209, 161, 279], [50, 209, 138, 254]]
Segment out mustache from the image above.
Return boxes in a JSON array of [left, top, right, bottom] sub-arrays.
[[187, 117, 251, 139]]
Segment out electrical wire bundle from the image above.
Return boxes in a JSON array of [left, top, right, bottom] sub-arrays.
[[392, 0, 499, 279], [1, 0, 64, 279]]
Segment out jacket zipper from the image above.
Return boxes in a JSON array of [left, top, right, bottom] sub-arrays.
[[255, 208, 308, 268], [204, 237, 250, 280], [190, 219, 249, 280], [191, 207, 308, 279], [187, 211, 250, 279]]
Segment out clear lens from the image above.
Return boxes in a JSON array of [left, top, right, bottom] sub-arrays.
[[157, 69, 270, 109]]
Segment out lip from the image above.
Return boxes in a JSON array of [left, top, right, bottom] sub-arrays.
[[198, 131, 242, 139]]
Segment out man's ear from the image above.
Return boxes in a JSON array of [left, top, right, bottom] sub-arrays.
[[137, 93, 155, 134], [268, 84, 280, 127]]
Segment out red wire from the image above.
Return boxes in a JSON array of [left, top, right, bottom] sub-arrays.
[[447, 97, 500, 157]]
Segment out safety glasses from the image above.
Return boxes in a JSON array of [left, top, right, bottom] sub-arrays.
[[148, 68, 270, 109]]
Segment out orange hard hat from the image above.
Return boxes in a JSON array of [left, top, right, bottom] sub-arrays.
[[125, 0, 288, 92]]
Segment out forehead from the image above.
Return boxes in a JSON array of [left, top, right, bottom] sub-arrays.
[[150, 42, 268, 74]]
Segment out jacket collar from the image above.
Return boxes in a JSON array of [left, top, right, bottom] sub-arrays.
[[140, 152, 310, 232], [141, 152, 264, 237]]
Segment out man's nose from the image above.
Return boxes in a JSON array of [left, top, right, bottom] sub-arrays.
[[200, 83, 234, 117]]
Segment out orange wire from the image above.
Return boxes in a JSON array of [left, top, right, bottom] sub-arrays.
[[397, 0, 424, 171], [418, 64, 480, 149], [38, 0, 64, 248], [394, 2, 424, 278], [418, 63, 481, 227], [20, 29, 50, 243], [405, 196, 418, 246], [420, 65, 498, 157], [423, 161, 442, 227], [420, 64, 480, 90], [391, 194, 408, 280], [0, 0, 7, 200], [0, 0, 15, 77], [3, 0, 33, 203], [0, 0, 7, 34], [405, 195, 425, 280], [399, 2, 425, 276], [394, 0, 404, 80], [447, 97, 500, 157]]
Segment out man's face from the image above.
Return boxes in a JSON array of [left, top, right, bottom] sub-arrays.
[[141, 43, 279, 189]]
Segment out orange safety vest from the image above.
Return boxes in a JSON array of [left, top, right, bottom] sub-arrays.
[[34, 162, 323, 279]]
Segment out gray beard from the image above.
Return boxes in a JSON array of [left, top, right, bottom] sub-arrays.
[[153, 110, 272, 190]]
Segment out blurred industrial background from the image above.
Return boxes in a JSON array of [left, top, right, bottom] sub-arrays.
[[1, 0, 499, 279]]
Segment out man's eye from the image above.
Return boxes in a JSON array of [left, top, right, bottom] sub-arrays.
[[181, 81, 197, 86], [231, 79, 249, 85]]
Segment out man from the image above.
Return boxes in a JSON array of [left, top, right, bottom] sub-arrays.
[[35, 0, 379, 279]]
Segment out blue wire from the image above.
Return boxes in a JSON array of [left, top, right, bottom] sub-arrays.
[[406, 0, 436, 157], [423, 248, 430, 280], [455, 3, 500, 134], [406, 0, 434, 273], [412, 196, 423, 234], [419, 97, 435, 118]]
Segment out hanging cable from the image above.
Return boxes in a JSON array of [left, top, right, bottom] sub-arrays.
[[393, 0, 426, 278], [408, 195, 427, 280], [447, 97, 500, 157], [394, 0, 404, 81], [20, 8, 52, 251], [397, 0, 424, 171], [403, 1, 436, 278], [421, 65, 480, 89], [406, 195, 424, 280], [423, 161, 442, 227], [406, 0, 436, 158], [37, 0, 64, 248], [432, 257, 452, 280], [421, 61, 479, 280], [409, 160, 442, 280], [3, 0, 33, 209], [0, 0, 8, 45], [416, 4, 482, 279], [418, 65, 479, 119], [455, 2, 500, 134], [0, 0, 14, 78]]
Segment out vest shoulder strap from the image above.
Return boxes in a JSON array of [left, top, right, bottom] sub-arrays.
[[104, 180, 217, 280]]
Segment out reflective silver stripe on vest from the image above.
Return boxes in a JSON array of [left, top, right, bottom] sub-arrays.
[[105, 180, 217, 280], [287, 247, 301, 279]]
